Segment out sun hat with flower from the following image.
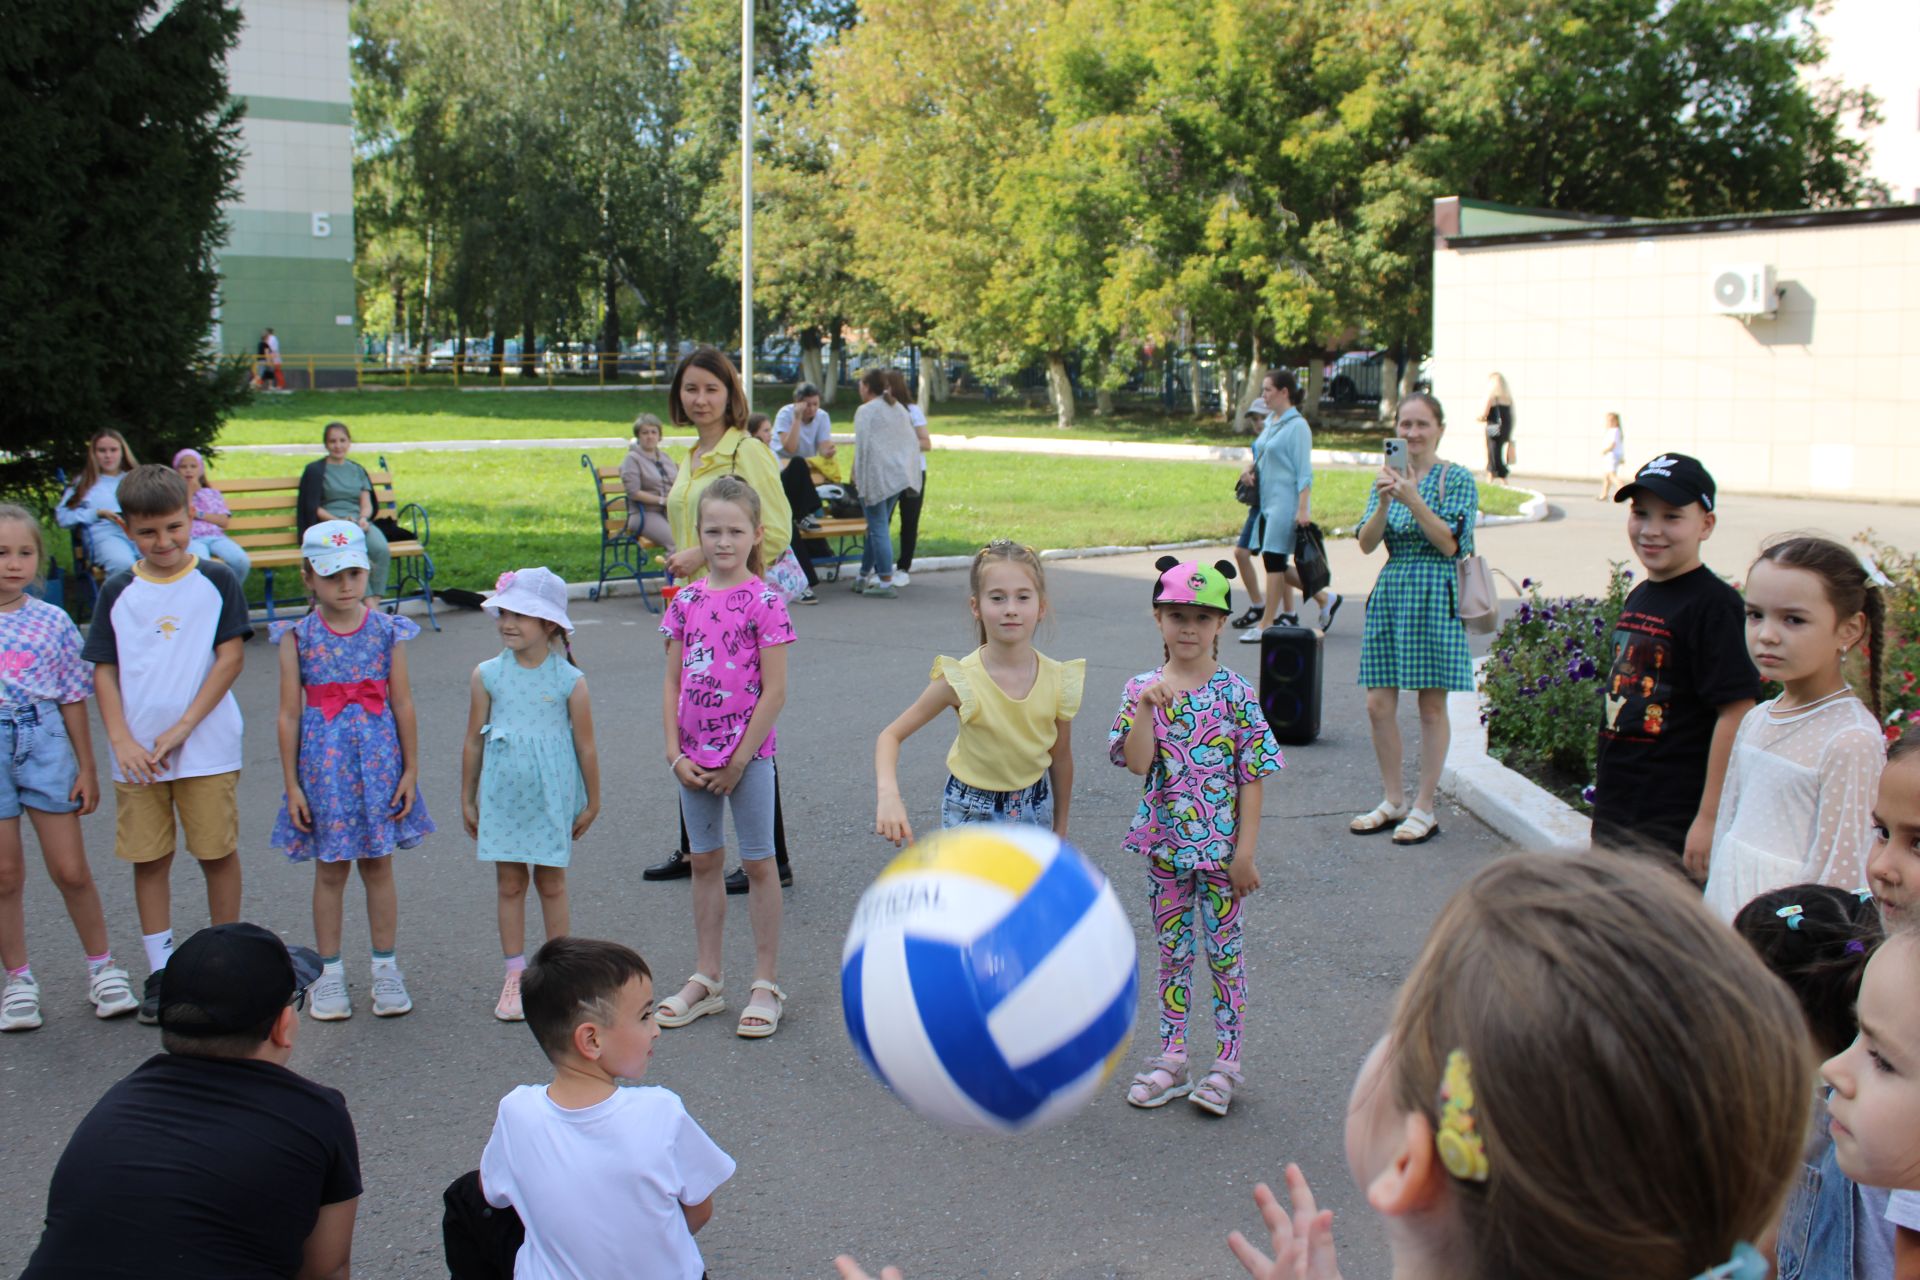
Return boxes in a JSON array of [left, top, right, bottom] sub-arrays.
[[481, 566, 575, 634], [299, 520, 371, 577]]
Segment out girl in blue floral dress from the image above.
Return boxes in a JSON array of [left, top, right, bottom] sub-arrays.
[[270, 521, 434, 1021], [1110, 557, 1282, 1118]]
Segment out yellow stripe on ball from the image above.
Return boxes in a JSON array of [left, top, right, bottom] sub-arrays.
[[875, 828, 1043, 896]]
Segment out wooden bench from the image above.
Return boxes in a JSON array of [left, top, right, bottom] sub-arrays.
[[219, 456, 439, 629], [580, 454, 665, 611]]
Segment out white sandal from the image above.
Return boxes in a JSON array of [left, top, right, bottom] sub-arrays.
[[736, 980, 786, 1039], [1393, 808, 1440, 845], [656, 973, 725, 1027], [1350, 800, 1410, 835]]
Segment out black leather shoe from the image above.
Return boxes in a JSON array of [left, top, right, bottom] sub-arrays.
[[138, 970, 163, 1025], [642, 849, 692, 881], [725, 862, 795, 894], [1229, 607, 1263, 629]]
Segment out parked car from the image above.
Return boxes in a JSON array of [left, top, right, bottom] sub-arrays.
[[1325, 350, 1387, 405]]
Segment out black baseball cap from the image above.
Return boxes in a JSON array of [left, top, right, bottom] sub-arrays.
[[1614, 453, 1717, 512], [159, 923, 323, 1037]]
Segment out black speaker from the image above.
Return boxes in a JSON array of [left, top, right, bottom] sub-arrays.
[[1260, 625, 1322, 745]]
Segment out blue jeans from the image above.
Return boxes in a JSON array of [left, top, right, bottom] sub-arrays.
[[189, 534, 252, 581], [939, 774, 1053, 830], [83, 522, 138, 576], [861, 496, 899, 581]]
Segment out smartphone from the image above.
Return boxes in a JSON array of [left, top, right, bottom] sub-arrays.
[[1383, 438, 1409, 474]]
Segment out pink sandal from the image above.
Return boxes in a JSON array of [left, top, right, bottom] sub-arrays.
[[1126, 1057, 1192, 1108]]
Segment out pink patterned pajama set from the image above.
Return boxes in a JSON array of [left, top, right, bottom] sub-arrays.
[[1110, 666, 1281, 1077]]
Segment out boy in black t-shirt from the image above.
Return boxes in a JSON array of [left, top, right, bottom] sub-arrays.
[[1592, 454, 1759, 875]]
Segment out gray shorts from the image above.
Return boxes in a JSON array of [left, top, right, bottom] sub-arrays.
[[677, 756, 778, 859]]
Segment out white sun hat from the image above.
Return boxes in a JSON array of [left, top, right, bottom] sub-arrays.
[[481, 567, 574, 634]]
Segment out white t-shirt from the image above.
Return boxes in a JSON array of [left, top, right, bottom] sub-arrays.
[[908, 403, 929, 474], [481, 1084, 735, 1280], [80, 558, 251, 782], [772, 403, 832, 463], [266, 333, 280, 358]]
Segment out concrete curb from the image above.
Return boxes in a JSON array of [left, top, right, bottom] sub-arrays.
[[1440, 658, 1592, 856]]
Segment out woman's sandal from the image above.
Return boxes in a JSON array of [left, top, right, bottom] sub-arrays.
[[656, 973, 725, 1028], [1190, 1068, 1240, 1117], [1393, 808, 1440, 846], [736, 980, 787, 1039], [1126, 1057, 1192, 1109], [1350, 800, 1411, 835]]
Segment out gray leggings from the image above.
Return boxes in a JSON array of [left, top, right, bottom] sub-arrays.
[[626, 506, 675, 551], [677, 756, 777, 859]]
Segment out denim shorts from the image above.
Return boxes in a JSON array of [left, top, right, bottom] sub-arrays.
[[1236, 508, 1263, 550], [677, 756, 778, 860], [940, 774, 1053, 831], [0, 702, 80, 819]]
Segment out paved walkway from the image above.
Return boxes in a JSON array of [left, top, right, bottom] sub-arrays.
[[5, 551, 1517, 1279]]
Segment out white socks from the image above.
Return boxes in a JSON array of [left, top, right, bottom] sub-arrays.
[[141, 930, 174, 973]]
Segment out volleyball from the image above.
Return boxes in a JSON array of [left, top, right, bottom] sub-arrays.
[[841, 825, 1138, 1133]]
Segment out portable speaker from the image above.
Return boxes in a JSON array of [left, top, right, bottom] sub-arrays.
[[1260, 625, 1323, 745]]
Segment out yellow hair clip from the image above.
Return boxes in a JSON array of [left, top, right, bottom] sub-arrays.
[[1436, 1049, 1490, 1183]]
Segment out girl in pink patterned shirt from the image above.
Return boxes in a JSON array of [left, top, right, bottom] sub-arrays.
[[0, 504, 137, 1030]]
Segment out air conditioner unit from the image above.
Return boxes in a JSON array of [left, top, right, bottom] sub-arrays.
[[1709, 263, 1778, 317]]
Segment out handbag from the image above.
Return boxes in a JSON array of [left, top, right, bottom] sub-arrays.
[[764, 547, 808, 602], [1293, 522, 1331, 599], [1438, 464, 1499, 634], [1235, 467, 1260, 507]]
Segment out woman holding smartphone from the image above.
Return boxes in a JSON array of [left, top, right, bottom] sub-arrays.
[[1351, 392, 1479, 846]]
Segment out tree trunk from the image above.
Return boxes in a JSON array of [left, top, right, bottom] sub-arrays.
[[1303, 358, 1325, 427], [821, 322, 845, 405], [799, 326, 824, 391], [1187, 347, 1206, 418], [601, 263, 620, 380], [918, 349, 937, 409], [931, 350, 950, 402], [1379, 357, 1400, 424], [1239, 335, 1266, 428], [1045, 353, 1075, 429], [520, 318, 537, 378]]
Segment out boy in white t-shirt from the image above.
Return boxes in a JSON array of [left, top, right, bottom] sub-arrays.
[[81, 465, 251, 1024], [461, 937, 733, 1280]]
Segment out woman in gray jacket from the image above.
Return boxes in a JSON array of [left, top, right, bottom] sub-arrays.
[[851, 367, 920, 599]]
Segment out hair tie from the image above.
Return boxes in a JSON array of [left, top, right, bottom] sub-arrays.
[[1693, 1242, 1767, 1280], [1846, 940, 1867, 955], [1435, 1049, 1489, 1183], [1775, 904, 1805, 930]]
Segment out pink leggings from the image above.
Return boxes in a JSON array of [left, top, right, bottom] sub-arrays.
[[1146, 856, 1245, 1071]]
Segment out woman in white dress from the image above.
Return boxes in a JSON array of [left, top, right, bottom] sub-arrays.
[[1703, 536, 1887, 923]]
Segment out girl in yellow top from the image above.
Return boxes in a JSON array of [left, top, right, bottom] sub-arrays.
[[662, 348, 792, 581], [874, 541, 1084, 845]]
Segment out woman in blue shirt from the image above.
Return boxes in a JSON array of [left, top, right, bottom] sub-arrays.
[[55, 430, 140, 576], [1238, 371, 1340, 643]]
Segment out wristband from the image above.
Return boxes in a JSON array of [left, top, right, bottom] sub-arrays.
[[671, 752, 687, 770]]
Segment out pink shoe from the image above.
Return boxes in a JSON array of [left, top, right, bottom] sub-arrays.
[[494, 970, 524, 1022]]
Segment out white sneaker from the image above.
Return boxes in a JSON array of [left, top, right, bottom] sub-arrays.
[[1318, 592, 1344, 631], [309, 970, 352, 1021], [371, 966, 413, 1017], [1, 973, 43, 1032], [1238, 627, 1263, 644], [89, 965, 139, 1019], [893, 570, 910, 587]]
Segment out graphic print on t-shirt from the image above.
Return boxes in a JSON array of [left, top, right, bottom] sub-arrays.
[[1603, 612, 1675, 740]]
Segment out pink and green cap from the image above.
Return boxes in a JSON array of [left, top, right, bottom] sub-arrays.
[[1150, 555, 1238, 614]]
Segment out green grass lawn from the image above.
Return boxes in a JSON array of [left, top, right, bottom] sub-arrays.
[[197, 445, 1524, 595], [216, 389, 1391, 452]]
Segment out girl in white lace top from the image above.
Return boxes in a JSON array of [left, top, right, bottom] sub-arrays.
[[1704, 536, 1887, 924]]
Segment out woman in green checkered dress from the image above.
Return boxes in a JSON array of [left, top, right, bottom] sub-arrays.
[[1353, 392, 1478, 846]]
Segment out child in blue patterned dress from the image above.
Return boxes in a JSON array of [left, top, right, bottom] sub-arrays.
[[461, 567, 601, 1022], [1111, 557, 1282, 1118], [270, 521, 434, 1021], [0, 504, 137, 1031]]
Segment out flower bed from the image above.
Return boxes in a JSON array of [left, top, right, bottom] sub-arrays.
[[1483, 537, 1920, 811]]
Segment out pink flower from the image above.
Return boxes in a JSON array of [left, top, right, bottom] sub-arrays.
[[495, 570, 517, 592]]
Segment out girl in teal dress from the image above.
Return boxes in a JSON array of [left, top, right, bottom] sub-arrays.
[[1352, 392, 1478, 847], [459, 567, 601, 1021]]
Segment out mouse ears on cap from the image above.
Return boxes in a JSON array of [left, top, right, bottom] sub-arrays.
[[1156, 555, 1181, 573], [1150, 556, 1235, 615], [1214, 560, 1238, 581]]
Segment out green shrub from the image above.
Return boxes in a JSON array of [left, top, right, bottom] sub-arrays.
[[1858, 533, 1920, 741], [1481, 565, 1632, 807]]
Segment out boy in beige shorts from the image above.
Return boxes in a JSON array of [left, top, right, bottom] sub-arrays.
[[81, 466, 252, 1022]]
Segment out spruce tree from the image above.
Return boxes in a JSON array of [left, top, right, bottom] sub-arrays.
[[0, 0, 250, 497]]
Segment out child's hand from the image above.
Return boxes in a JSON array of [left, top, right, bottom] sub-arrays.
[[1138, 680, 1176, 712], [834, 1257, 905, 1280], [149, 721, 192, 773], [1227, 1166, 1342, 1280], [1683, 814, 1713, 884], [671, 756, 710, 789], [462, 797, 480, 839], [876, 796, 914, 848], [707, 756, 748, 796], [70, 767, 99, 817], [572, 801, 600, 839], [110, 733, 161, 785], [287, 785, 314, 833], [1229, 856, 1261, 900], [389, 771, 417, 819]]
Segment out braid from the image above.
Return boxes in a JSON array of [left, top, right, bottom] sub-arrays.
[[1864, 583, 1885, 723]]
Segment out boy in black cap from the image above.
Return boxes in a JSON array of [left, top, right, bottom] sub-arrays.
[[22, 923, 361, 1279], [1591, 454, 1760, 875]]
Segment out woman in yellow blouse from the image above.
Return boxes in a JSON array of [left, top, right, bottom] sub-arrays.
[[663, 348, 792, 581]]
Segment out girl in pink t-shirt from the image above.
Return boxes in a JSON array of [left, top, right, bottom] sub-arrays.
[[656, 476, 796, 1040]]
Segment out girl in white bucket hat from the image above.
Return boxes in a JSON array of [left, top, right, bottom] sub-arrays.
[[461, 567, 602, 1020]]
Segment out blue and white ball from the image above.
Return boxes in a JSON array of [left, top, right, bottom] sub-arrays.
[[841, 825, 1138, 1133]]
